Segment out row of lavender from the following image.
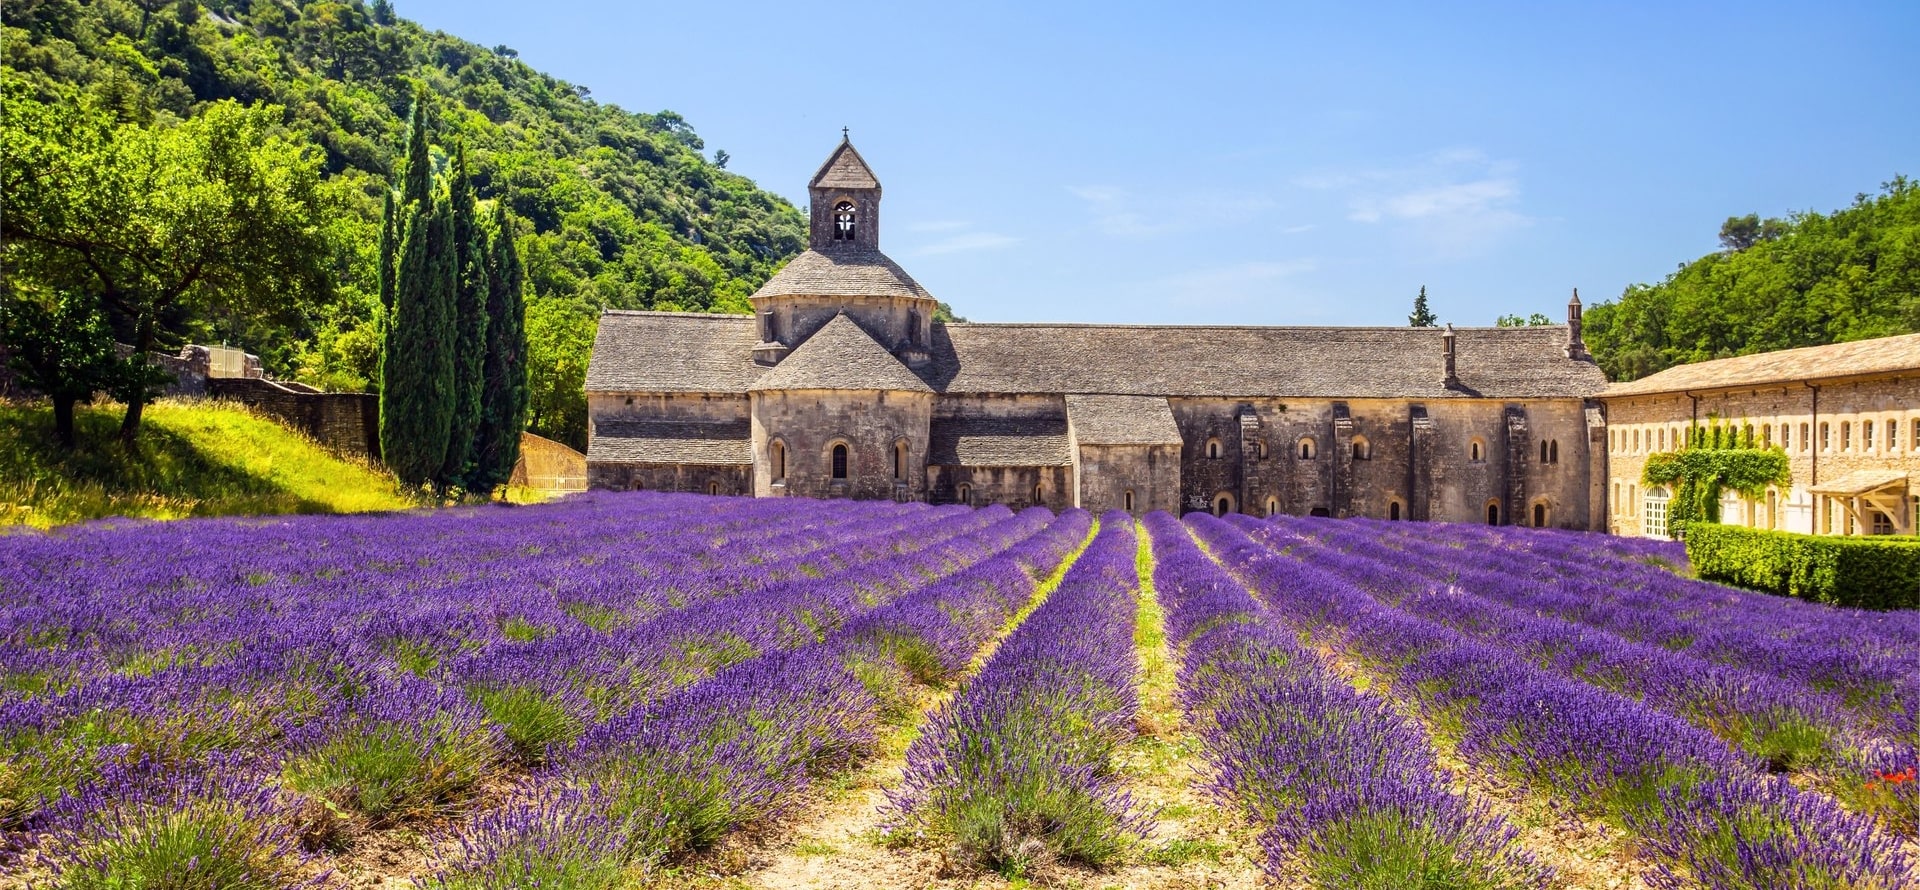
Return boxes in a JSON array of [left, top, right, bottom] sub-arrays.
[[0, 494, 1086, 886], [884, 513, 1147, 872], [426, 508, 1096, 888], [1274, 515, 1920, 831], [1142, 513, 1550, 887], [1194, 514, 1914, 890]]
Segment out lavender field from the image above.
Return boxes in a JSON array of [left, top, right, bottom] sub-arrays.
[[0, 492, 1914, 889]]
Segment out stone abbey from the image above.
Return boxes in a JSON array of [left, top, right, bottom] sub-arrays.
[[584, 137, 1613, 527]]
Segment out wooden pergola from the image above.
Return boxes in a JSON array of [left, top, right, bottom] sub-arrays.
[[1809, 470, 1911, 536]]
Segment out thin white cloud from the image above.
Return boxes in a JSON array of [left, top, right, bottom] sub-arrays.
[[913, 231, 1018, 256], [1296, 148, 1533, 257], [1281, 223, 1317, 234], [1069, 185, 1276, 238]]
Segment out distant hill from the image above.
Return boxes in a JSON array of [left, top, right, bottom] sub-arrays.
[[1583, 177, 1919, 382], [0, 399, 419, 527], [2, 0, 810, 449]]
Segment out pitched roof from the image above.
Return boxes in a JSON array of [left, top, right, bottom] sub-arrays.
[[921, 323, 1605, 399], [928, 415, 1072, 467], [585, 311, 765, 393], [748, 313, 932, 393], [588, 418, 751, 465], [1066, 395, 1183, 445], [751, 247, 933, 300], [810, 139, 880, 190], [1603, 333, 1920, 398], [586, 314, 1609, 400]]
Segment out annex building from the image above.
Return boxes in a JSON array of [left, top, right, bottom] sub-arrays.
[[584, 138, 1611, 525], [1602, 333, 1920, 538]]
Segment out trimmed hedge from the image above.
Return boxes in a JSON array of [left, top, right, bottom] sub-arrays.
[[1685, 523, 1920, 610]]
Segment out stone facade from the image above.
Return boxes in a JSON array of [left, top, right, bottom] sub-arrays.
[[1602, 336, 1920, 538], [584, 138, 1612, 526], [207, 377, 380, 459]]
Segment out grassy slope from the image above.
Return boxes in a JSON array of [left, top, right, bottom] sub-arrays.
[[0, 399, 419, 528]]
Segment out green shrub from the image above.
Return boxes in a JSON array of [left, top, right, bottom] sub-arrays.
[[1685, 524, 1920, 610]]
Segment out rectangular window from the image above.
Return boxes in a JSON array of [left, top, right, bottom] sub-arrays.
[[1890, 418, 1900, 451], [1841, 422, 1851, 451], [1762, 425, 1772, 447], [1644, 491, 1667, 539], [1802, 423, 1810, 451], [1821, 423, 1831, 451], [1865, 420, 1874, 451]]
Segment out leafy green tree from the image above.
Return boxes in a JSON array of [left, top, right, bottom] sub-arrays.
[[0, 292, 135, 448], [1408, 286, 1438, 327], [469, 202, 530, 495], [524, 295, 596, 452], [0, 73, 337, 445], [1495, 313, 1553, 327], [441, 141, 490, 492]]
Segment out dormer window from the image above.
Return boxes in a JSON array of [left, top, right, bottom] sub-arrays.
[[833, 201, 856, 241]]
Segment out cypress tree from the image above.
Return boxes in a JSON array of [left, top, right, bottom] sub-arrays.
[[1409, 285, 1438, 327], [377, 188, 398, 317], [440, 142, 489, 492], [379, 97, 456, 489], [469, 202, 529, 495]]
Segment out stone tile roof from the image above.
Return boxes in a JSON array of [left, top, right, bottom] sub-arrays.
[[1066, 395, 1183, 445], [748, 314, 933, 393], [810, 139, 880, 190], [922, 323, 1606, 399], [1603, 333, 1920, 398], [585, 311, 764, 393], [588, 418, 751, 465], [750, 247, 933, 300], [928, 415, 1072, 467], [1808, 469, 1909, 496], [586, 313, 1608, 400]]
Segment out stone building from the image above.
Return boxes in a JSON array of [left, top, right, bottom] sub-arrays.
[[584, 137, 1611, 525], [1601, 333, 1920, 537]]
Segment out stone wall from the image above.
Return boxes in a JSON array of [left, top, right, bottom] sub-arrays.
[[1076, 443, 1180, 514], [926, 465, 1069, 509], [208, 378, 379, 458], [589, 462, 752, 495], [751, 389, 931, 500]]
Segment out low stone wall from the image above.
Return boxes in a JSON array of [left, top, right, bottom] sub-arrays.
[[511, 432, 587, 492], [208, 378, 380, 459]]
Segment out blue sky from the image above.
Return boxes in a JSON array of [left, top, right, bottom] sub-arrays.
[[398, 0, 1916, 327]]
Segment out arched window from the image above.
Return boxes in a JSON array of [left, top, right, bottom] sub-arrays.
[[1212, 493, 1234, 517], [1205, 437, 1222, 459], [1766, 488, 1779, 530], [1888, 417, 1900, 451], [1644, 486, 1670, 539], [1532, 502, 1548, 528], [1297, 437, 1317, 460], [832, 201, 856, 241], [770, 439, 787, 481], [831, 443, 849, 480], [893, 440, 907, 480], [1123, 489, 1135, 512], [1657, 428, 1665, 451], [1486, 501, 1501, 525], [1743, 423, 1755, 447], [1266, 497, 1280, 517], [1864, 420, 1875, 451], [707, 480, 721, 496], [1549, 440, 1559, 463], [1032, 483, 1044, 503], [632, 479, 644, 491], [1822, 422, 1833, 451], [1351, 436, 1371, 460], [1762, 425, 1773, 448], [1801, 423, 1811, 451], [1389, 501, 1402, 521], [1632, 429, 1640, 452], [1469, 439, 1486, 463], [957, 482, 972, 505]]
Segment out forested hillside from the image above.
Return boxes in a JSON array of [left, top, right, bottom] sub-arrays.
[[1583, 177, 1919, 382], [3, 0, 808, 448]]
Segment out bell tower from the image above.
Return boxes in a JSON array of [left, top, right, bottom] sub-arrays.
[[809, 131, 881, 252]]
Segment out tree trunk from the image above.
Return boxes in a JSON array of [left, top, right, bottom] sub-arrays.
[[119, 312, 157, 446], [52, 396, 76, 449]]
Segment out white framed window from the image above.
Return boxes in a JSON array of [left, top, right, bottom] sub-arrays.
[[1644, 486, 1670, 539]]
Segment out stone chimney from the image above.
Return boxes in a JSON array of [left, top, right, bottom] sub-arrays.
[[1441, 323, 1459, 388], [1565, 288, 1590, 361]]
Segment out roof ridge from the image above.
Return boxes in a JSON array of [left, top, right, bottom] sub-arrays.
[[601, 309, 752, 320], [940, 321, 1567, 333]]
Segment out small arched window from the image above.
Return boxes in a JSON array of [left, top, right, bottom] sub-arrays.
[[708, 480, 721, 496], [1205, 437, 1222, 459], [893, 440, 907, 480], [632, 479, 645, 491], [1265, 497, 1279, 517], [1657, 429, 1665, 451], [1389, 501, 1402, 521], [832, 201, 856, 241], [1032, 483, 1043, 503], [1644, 486, 1670, 538], [1213, 493, 1234, 517], [1801, 423, 1811, 451], [1549, 440, 1559, 463], [1123, 489, 1135, 512], [1821, 422, 1832, 451], [1486, 501, 1501, 525], [1864, 420, 1875, 451], [1469, 439, 1486, 463], [1532, 502, 1548, 527], [957, 482, 972, 505], [770, 439, 787, 481], [1297, 437, 1317, 460], [831, 443, 849, 480], [1841, 421, 1852, 451], [1351, 436, 1371, 460]]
